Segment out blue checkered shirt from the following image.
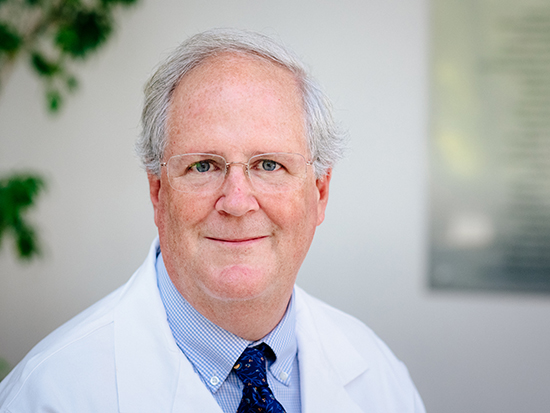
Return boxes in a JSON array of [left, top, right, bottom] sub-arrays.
[[156, 252, 301, 413]]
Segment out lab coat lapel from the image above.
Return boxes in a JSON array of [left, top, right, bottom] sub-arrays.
[[114, 240, 222, 413], [172, 356, 224, 413], [295, 287, 368, 413], [112, 240, 367, 412]]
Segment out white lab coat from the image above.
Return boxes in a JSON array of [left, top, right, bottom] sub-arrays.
[[0, 239, 425, 412]]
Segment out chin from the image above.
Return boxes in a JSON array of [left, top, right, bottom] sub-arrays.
[[203, 264, 276, 302]]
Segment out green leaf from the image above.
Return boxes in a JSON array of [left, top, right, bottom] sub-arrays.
[[0, 173, 46, 261], [66, 74, 79, 92], [47, 89, 63, 112], [0, 175, 45, 209], [0, 358, 11, 382], [0, 23, 22, 53], [15, 221, 39, 259], [31, 53, 60, 77], [55, 10, 113, 58]]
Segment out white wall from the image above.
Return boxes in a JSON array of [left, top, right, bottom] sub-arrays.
[[1, 1, 549, 412]]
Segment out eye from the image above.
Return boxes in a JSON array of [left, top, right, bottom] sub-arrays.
[[259, 159, 280, 172], [190, 160, 213, 173]]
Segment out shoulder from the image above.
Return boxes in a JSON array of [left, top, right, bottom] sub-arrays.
[[294, 285, 389, 351], [294, 286, 425, 413], [0, 286, 124, 411], [0, 240, 162, 412]]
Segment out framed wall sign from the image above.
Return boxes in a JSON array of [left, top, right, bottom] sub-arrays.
[[430, 0, 550, 291]]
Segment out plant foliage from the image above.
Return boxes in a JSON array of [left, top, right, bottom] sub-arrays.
[[0, 0, 138, 112], [0, 357, 10, 381], [0, 173, 45, 260], [0, 0, 138, 263]]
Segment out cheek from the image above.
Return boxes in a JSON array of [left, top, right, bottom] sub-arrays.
[[157, 190, 208, 240], [271, 194, 319, 275], [262, 188, 319, 240]]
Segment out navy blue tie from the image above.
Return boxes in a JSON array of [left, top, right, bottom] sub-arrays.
[[233, 344, 286, 413]]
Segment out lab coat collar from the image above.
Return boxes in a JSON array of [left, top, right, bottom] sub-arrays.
[[114, 238, 222, 412], [295, 287, 369, 413], [113, 239, 368, 412]]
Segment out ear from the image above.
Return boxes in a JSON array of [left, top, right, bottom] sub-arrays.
[[315, 168, 332, 226], [147, 172, 162, 227]]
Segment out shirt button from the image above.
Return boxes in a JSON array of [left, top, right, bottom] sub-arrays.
[[279, 371, 288, 381], [210, 376, 220, 386]]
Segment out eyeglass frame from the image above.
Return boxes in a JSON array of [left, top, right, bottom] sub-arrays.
[[160, 152, 314, 193]]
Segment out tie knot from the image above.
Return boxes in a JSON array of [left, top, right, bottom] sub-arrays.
[[233, 344, 272, 388], [233, 344, 286, 413]]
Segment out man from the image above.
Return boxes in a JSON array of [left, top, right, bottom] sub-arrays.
[[0, 28, 425, 412]]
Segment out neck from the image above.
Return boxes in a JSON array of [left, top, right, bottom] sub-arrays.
[[159, 252, 295, 340], [186, 291, 292, 341]]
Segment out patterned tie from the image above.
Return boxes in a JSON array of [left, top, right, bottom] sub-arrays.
[[233, 344, 286, 413]]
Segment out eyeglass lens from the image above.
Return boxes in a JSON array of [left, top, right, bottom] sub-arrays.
[[166, 153, 308, 193]]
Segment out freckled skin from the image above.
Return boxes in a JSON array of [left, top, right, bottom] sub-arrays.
[[148, 53, 331, 340]]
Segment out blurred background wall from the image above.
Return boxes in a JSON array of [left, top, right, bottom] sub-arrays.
[[1, 0, 549, 412]]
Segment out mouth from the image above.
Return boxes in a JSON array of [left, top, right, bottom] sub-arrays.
[[206, 236, 268, 244]]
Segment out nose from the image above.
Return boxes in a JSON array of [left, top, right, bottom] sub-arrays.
[[215, 162, 259, 216]]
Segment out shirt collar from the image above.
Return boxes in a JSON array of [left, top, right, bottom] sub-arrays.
[[156, 252, 297, 392]]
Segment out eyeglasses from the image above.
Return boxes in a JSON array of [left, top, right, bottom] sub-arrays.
[[161, 152, 313, 193]]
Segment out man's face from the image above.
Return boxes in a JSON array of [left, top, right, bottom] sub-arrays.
[[148, 53, 330, 312]]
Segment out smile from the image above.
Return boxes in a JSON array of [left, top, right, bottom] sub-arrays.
[[206, 236, 268, 244]]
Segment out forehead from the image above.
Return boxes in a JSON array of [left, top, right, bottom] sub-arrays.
[[165, 52, 307, 155]]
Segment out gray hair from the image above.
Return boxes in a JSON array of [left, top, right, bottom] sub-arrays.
[[136, 28, 345, 178]]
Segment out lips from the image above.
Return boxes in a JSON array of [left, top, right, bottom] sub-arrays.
[[206, 236, 268, 243]]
